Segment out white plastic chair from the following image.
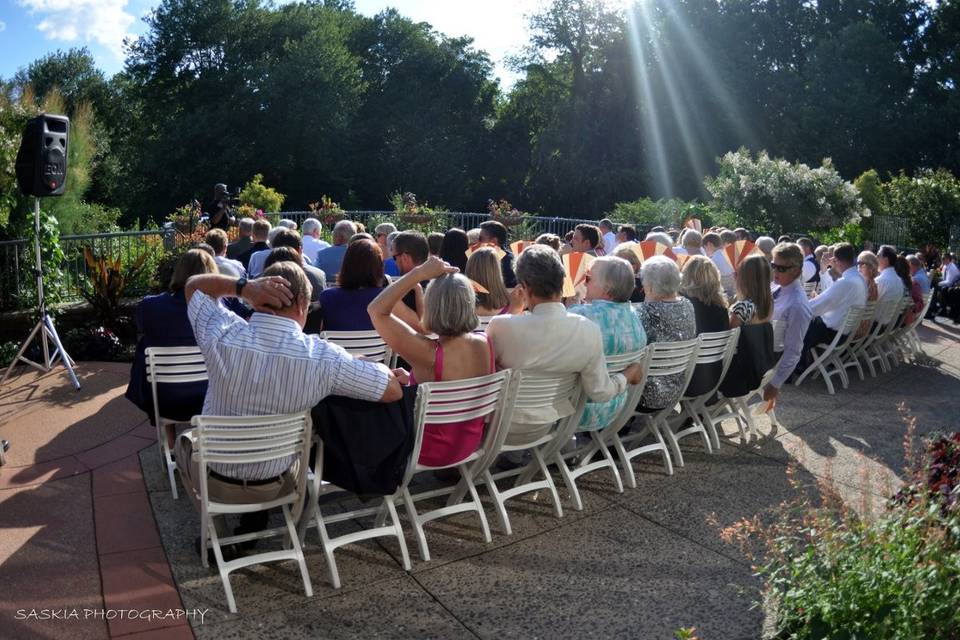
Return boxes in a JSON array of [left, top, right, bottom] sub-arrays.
[[619, 338, 700, 480], [838, 299, 878, 381], [794, 306, 865, 394], [672, 329, 740, 451], [874, 296, 913, 370], [476, 371, 585, 535], [858, 297, 906, 377], [709, 321, 785, 442], [190, 411, 313, 613], [393, 369, 517, 561], [320, 330, 393, 365], [891, 292, 933, 361], [551, 348, 650, 511], [145, 345, 208, 499]]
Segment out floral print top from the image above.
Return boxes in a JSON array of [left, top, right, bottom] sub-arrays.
[[567, 300, 647, 431]]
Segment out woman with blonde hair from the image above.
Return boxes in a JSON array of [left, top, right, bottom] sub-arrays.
[[680, 255, 729, 333], [613, 242, 644, 302], [729, 254, 773, 327], [466, 246, 511, 316], [855, 250, 880, 336]]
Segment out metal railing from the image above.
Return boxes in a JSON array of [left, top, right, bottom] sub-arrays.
[[0, 230, 165, 311], [870, 214, 911, 250]]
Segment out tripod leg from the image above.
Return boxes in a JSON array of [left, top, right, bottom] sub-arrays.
[[43, 315, 80, 391], [1, 320, 45, 384]]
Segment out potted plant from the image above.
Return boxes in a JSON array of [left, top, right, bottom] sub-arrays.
[[487, 198, 528, 226], [393, 192, 437, 225], [309, 196, 345, 227]]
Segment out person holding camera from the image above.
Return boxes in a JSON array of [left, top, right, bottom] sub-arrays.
[[206, 183, 235, 231]]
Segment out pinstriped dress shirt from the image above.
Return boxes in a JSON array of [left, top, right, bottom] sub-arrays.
[[187, 292, 390, 480]]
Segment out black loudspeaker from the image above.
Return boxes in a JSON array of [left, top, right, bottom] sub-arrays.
[[15, 114, 69, 197]]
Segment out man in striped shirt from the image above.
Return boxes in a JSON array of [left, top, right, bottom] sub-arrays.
[[175, 261, 403, 542]]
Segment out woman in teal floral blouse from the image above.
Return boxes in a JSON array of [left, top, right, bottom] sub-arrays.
[[568, 256, 648, 431]]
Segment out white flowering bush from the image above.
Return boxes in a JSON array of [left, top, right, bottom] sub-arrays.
[[705, 148, 870, 234]]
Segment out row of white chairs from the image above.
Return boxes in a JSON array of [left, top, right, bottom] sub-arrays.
[[794, 292, 932, 394], [147, 325, 793, 612]]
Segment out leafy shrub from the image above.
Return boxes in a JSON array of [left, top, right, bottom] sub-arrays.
[[608, 197, 696, 230], [62, 326, 125, 362], [78, 246, 148, 332], [719, 409, 960, 639], [17, 207, 67, 314], [881, 169, 960, 249], [819, 221, 865, 247], [239, 173, 285, 213], [0, 341, 20, 367], [705, 148, 869, 235]]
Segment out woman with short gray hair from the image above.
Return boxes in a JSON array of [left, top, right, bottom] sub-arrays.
[[637, 256, 696, 409], [568, 256, 647, 431], [368, 255, 494, 467]]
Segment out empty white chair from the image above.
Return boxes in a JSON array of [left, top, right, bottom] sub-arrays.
[[395, 369, 517, 561], [145, 345, 208, 498], [672, 329, 740, 451], [320, 330, 392, 364], [190, 411, 313, 613], [550, 348, 650, 511], [794, 306, 865, 394], [618, 338, 700, 480]]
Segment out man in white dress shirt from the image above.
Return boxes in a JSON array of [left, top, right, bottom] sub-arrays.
[[801, 243, 867, 368], [486, 245, 646, 446], [673, 229, 703, 256], [874, 245, 904, 327], [932, 252, 960, 318], [765, 243, 813, 402], [599, 219, 618, 255], [205, 228, 246, 278], [703, 232, 735, 298], [301, 218, 330, 264], [176, 262, 402, 548]]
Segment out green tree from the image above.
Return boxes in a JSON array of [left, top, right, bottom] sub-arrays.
[[882, 169, 960, 249]]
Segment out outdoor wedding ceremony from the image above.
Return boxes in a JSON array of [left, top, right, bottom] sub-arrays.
[[1, 0, 959, 639]]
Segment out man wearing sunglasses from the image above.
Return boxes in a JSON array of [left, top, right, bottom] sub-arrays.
[[764, 243, 813, 403]]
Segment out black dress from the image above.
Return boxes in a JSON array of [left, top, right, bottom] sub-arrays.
[[684, 296, 730, 398]]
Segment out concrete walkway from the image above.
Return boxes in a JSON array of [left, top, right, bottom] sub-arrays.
[[2, 320, 959, 639]]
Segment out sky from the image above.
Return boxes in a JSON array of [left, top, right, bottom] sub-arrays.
[[0, 0, 546, 87]]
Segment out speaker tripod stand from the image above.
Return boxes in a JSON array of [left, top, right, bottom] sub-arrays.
[[1, 197, 80, 391]]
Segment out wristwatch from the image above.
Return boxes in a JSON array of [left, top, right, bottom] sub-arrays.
[[235, 276, 247, 298]]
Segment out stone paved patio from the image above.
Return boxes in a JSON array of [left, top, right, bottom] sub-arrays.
[[2, 320, 958, 639]]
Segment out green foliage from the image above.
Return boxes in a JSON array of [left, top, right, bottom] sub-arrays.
[[13, 48, 109, 116], [854, 170, 883, 217], [881, 169, 960, 249], [608, 197, 716, 230], [0, 92, 39, 230], [239, 174, 285, 213], [18, 207, 67, 313], [78, 246, 149, 331], [819, 221, 865, 247], [0, 341, 19, 367], [705, 148, 869, 235]]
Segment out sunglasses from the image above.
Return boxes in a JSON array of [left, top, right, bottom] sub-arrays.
[[770, 262, 794, 273]]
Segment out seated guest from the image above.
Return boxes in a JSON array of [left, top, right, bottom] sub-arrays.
[[636, 256, 696, 409], [125, 249, 217, 439], [645, 231, 674, 248], [535, 233, 562, 252], [375, 222, 398, 256], [612, 242, 644, 302], [899, 255, 924, 325], [466, 227, 481, 245], [277, 218, 297, 230], [301, 217, 330, 264], [383, 230, 401, 277], [729, 254, 773, 327], [479, 220, 517, 287], [314, 219, 358, 281], [393, 231, 429, 316], [855, 251, 880, 337], [226, 217, 254, 260], [486, 245, 646, 445], [599, 218, 618, 254], [908, 254, 931, 295], [368, 256, 493, 467], [932, 252, 960, 318], [237, 218, 270, 270], [755, 236, 776, 263], [316, 238, 419, 332], [680, 255, 729, 333], [248, 226, 289, 277], [702, 232, 736, 298], [673, 230, 703, 256], [176, 261, 403, 543], [802, 243, 867, 366], [797, 237, 819, 286], [616, 224, 639, 244], [205, 228, 245, 278], [875, 245, 905, 328], [439, 228, 469, 272], [261, 228, 326, 301], [466, 247, 511, 316], [568, 257, 647, 431], [571, 224, 601, 256], [427, 232, 444, 257], [763, 243, 813, 403]]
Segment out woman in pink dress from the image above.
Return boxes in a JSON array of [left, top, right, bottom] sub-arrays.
[[369, 256, 494, 466]]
